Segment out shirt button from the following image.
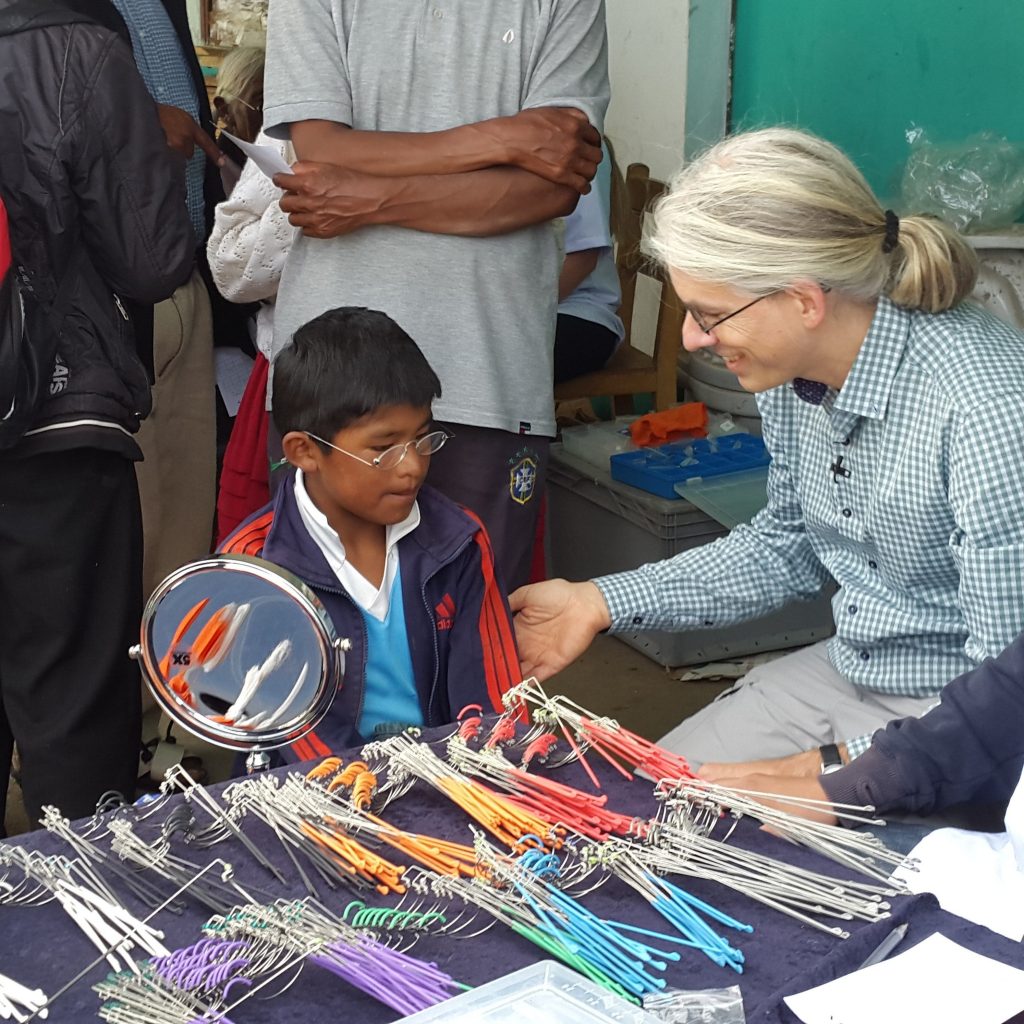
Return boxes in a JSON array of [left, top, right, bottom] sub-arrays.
[[432, 7, 443, 16], [859, 650, 870, 661], [632, 615, 644, 625], [842, 507, 852, 518], [703, 619, 714, 627], [848, 604, 858, 615], [868, 559, 878, 569], [841, 437, 851, 446]]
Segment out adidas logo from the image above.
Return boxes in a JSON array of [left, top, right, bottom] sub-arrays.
[[435, 593, 455, 631], [49, 354, 68, 396]]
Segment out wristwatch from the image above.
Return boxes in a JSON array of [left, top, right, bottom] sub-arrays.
[[819, 743, 845, 775]]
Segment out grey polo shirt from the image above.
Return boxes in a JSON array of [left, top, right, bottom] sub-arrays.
[[264, 0, 610, 437]]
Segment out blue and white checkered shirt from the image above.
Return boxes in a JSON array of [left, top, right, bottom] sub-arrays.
[[597, 297, 1024, 757], [109, 0, 205, 239]]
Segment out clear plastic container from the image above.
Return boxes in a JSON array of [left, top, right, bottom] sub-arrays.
[[676, 468, 771, 529], [397, 961, 663, 1023], [561, 418, 640, 470]]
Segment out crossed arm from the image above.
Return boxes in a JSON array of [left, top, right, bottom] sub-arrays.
[[272, 108, 602, 239]]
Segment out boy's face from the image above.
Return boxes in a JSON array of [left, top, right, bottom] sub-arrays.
[[290, 404, 435, 529]]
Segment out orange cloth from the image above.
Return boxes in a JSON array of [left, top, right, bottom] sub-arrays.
[[629, 402, 707, 447]]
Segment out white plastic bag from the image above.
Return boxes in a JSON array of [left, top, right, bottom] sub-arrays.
[[901, 127, 1024, 233], [642, 985, 745, 1024]]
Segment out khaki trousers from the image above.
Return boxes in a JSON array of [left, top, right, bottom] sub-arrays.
[[658, 640, 937, 767], [135, 269, 216, 603]]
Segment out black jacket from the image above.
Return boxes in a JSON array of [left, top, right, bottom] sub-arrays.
[[0, 0, 195, 457], [102, 0, 257, 366]]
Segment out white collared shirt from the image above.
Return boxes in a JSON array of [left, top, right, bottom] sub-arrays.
[[293, 470, 420, 621]]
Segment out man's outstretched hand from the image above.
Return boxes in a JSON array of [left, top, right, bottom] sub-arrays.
[[705, 772, 839, 826], [699, 749, 832, 783], [697, 748, 851, 827], [509, 579, 611, 681]]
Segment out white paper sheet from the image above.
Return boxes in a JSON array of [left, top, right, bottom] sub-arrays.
[[891, 765, 1024, 940], [215, 347, 255, 418], [219, 129, 292, 179], [784, 933, 1024, 1024]]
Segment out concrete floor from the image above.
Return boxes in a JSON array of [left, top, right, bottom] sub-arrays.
[[547, 633, 731, 737], [3, 635, 729, 839]]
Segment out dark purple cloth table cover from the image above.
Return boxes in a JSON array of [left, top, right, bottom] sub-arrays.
[[3, 739, 1023, 1023]]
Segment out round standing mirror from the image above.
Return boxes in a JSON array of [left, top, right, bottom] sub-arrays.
[[132, 555, 348, 769]]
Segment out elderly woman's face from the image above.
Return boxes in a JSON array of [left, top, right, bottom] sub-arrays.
[[670, 269, 813, 394]]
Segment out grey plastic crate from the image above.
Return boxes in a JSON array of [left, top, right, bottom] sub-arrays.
[[547, 446, 835, 667]]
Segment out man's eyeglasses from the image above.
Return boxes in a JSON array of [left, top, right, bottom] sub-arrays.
[[306, 429, 450, 470], [688, 292, 776, 335]]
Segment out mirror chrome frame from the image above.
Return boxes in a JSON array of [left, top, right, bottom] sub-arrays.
[[132, 554, 348, 753]]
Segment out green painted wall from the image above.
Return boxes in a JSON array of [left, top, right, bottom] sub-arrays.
[[731, 0, 1024, 204]]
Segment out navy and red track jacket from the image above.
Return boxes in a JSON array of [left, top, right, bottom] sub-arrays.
[[220, 472, 521, 760]]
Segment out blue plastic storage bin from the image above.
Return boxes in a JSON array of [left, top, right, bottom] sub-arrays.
[[609, 433, 770, 499]]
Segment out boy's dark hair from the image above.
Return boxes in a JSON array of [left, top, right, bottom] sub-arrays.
[[272, 307, 442, 440]]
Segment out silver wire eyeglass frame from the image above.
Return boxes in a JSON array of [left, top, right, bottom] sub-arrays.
[[306, 429, 451, 470]]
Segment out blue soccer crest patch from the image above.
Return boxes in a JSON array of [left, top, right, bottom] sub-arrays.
[[509, 451, 538, 505]]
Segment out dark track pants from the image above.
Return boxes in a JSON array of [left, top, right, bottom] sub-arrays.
[[553, 313, 620, 385], [427, 423, 550, 593], [0, 449, 142, 830]]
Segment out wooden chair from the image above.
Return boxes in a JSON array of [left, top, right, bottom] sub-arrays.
[[554, 162, 683, 414]]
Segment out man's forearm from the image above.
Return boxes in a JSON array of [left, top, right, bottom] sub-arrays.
[[289, 107, 602, 194], [277, 163, 579, 238], [372, 168, 579, 235], [559, 248, 600, 300], [291, 120, 509, 177]]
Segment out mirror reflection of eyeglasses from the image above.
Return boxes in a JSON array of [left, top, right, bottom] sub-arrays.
[[306, 429, 451, 470]]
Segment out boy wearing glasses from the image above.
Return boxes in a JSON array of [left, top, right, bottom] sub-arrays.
[[262, 0, 609, 593], [221, 307, 520, 758]]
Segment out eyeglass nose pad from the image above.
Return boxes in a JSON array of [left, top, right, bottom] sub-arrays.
[[391, 442, 422, 473]]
